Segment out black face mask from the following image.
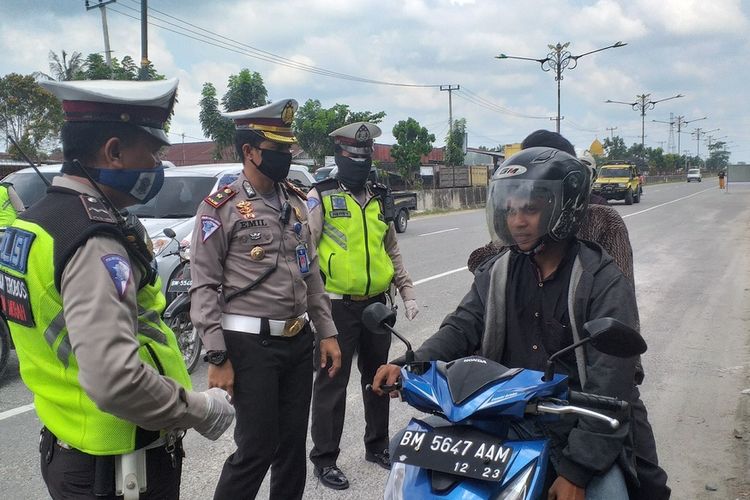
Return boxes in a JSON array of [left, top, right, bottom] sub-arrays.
[[254, 148, 292, 182], [335, 154, 372, 193]]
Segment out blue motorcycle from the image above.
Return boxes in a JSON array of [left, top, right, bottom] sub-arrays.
[[362, 303, 646, 499]]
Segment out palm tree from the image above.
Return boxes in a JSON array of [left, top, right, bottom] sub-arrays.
[[35, 50, 86, 81]]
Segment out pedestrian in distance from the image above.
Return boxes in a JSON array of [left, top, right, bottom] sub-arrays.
[[188, 99, 342, 500], [307, 122, 419, 490], [0, 78, 235, 500], [375, 146, 668, 499], [718, 170, 726, 189]]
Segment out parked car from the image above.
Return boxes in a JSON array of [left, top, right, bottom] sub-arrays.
[[686, 168, 702, 182], [2, 164, 63, 208]]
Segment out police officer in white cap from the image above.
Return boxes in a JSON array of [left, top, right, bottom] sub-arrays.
[[0, 79, 235, 499], [189, 99, 342, 500], [307, 122, 418, 489]]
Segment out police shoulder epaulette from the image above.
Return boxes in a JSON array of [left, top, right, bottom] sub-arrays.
[[282, 179, 307, 201], [314, 178, 340, 197], [204, 186, 238, 208], [79, 195, 117, 224]]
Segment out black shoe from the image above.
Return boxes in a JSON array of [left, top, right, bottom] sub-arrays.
[[314, 465, 350, 490], [365, 449, 391, 470]]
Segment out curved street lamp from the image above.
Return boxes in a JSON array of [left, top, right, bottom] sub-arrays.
[[496, 41, 626, 133], [605, 93, 684, 151]]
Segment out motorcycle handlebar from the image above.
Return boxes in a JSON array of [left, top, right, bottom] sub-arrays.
[[365, 382, 401, 393], [568, 391, 629, 413]]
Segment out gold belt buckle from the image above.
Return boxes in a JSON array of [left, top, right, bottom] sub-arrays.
[[282, 317, 304, 337]]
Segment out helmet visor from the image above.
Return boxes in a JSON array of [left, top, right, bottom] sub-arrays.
[[486, 178, 560, 250]]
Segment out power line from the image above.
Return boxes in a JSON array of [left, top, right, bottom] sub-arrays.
[[458, 88, 550, 119], [111, 1, 441, 88]]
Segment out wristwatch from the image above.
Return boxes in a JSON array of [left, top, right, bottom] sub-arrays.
[[204, 350, 228, 366]]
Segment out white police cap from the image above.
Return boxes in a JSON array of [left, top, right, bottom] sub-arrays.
[[39, 78, 178, 146], [329, 122, 381, 157], [222, 99, 298, 144]]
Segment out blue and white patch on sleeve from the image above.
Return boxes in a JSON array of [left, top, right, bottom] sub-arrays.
[[306, 197, 321, 211], [101, 254, 131, 299], [201, 215, 222, 242]]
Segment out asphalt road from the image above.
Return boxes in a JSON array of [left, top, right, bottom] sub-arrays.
[[1, 179, 748, 499]]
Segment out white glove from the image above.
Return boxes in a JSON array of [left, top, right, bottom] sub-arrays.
[[404, 299, 419, 321], [194, 387, 235, 441]]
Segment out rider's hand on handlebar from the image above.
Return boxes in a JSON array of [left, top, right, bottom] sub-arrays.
[[372, 364, 402, 397]]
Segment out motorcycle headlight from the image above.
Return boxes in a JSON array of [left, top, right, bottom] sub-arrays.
[[494, 462, 536, 500]]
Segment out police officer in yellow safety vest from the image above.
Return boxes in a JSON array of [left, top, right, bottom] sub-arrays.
[[308, 122, 419, 490], [0, 182, 24, 227], [0, 78, 234, 500]]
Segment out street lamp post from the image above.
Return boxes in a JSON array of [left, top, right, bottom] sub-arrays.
[[605, 93, 683, 151], [496, 41, 627, 133]]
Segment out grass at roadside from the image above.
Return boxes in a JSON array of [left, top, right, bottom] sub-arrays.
[[412, 207, 483, 218]]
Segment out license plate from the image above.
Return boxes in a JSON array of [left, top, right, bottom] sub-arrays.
[[168, 279, 192, 293], [393, 426, 512, 482]]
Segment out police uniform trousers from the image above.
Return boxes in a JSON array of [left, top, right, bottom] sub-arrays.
[[213, 325, 313, 500], [39, 427, 183, 499], [310, 294, 390, 468]]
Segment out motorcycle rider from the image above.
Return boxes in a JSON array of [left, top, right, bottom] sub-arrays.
[[374, 147, 653, 499]]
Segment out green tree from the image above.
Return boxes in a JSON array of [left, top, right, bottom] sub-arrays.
[[35, 50, 86, 81], [444, 118, 466, 166], [199, 69, 269, 160], [199, 82, 235, 160], [221, 69, 268, 111], [293, 99, 386, 166], [602, 136, 628, 160], [705, 141, 730, 171], [391, 118, 435, 187], [0, 73, 64, 160]]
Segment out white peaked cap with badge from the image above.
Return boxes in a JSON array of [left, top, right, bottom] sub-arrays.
[[329, 122, 381, 157], [38, 78, 179, 146], [221, 99, 298, 144]]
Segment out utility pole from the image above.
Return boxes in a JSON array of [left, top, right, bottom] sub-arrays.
[[674, 115, 706, 169], [138, 0, 149, 80], [605, 126, 618, 141], [85, 0, 117, 71], [605, 93, 683, 151], [439, 85, 460, 132], [691, 127, 719, 161]]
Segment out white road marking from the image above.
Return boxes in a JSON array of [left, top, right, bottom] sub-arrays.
[[418, 228, 459, 237], [622, 187, 714, 218], [413, 266, 469, 286], [0, 403, 34, 421]]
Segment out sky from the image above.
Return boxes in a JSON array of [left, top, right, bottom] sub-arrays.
[[2, 0, 749, 162]]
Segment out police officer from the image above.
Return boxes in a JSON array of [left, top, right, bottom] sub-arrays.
[[0, 79, 235, 500], [189, 99, 342, 500], [0, 181, 24, 226], [307, 122, 419, 489]]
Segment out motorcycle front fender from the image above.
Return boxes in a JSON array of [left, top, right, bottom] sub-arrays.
[[163, 292, 190, 320]]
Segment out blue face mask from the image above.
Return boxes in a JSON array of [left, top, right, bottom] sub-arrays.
[[67, 163, 166, 204]]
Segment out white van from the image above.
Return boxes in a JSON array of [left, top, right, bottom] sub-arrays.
[[686, 168, 702, 182]]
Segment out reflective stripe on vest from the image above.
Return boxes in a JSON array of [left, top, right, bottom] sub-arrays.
[[0, 217, 191, 456], [317, 191, 394, 296]]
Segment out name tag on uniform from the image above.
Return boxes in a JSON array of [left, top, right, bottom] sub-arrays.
[[330, 210, 351, 218], [296, 244, 310, 274], [0, 270, 34, 327]]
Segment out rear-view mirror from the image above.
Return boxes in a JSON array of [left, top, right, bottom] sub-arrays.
[[583, 317, 647, 357], [362, 302, 396, 336]]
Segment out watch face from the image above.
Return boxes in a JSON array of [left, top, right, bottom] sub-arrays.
[[206, 351, 227, 365]]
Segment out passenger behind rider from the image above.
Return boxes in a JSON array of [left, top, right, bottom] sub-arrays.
[[374, 146, 649, 500]]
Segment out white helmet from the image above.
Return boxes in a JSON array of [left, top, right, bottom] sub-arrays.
[[579, 151, 597, 184]]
